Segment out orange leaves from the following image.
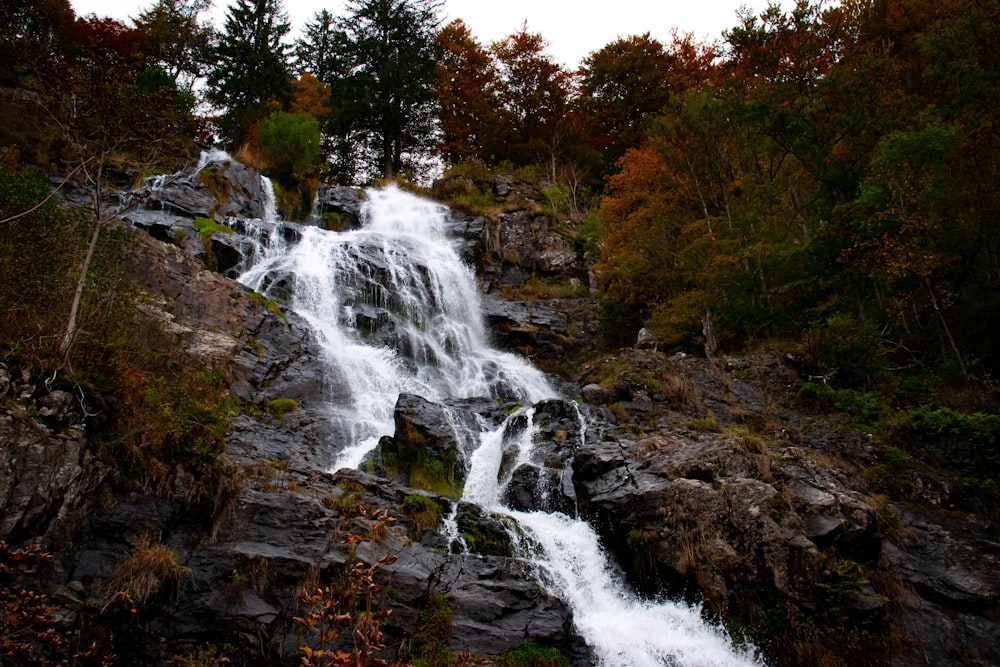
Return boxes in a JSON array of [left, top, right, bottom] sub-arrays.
[[434, 19, 499, 164], [295, 507, 403, 667], [290, 72, 333, 120]]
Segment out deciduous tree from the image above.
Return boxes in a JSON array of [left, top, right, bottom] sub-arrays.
[[489, 23, 572, 167], [132, 0, 216, 90], [0, 0, 74, 85], [433, 19, 499, 166]]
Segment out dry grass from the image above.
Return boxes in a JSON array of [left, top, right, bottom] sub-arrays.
[[234, 140, 266, 172], [674, 529, 706, 575], [106, 535, 190, 608]]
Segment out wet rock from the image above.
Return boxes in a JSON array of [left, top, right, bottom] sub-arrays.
[[367, 394, 466, 497], [314, 185, 363, 229], [454, 502, 514, 557], [481, 293, 572, 359], [443, 211, 486, 264]]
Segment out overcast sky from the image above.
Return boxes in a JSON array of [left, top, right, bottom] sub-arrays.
[[69, 0, 787, 68]]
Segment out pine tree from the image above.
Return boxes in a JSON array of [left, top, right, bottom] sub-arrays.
[[293, 9, 340, 81], [206, 0, 291, 148], [326, 0, 442, 181]]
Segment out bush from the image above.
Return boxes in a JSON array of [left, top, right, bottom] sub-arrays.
[[889, 406, 1000, 514], [259, 112, 321, 183], [0, 169, 85, 367], [804, 313, 886, 387], [264, 397, 299, 420]]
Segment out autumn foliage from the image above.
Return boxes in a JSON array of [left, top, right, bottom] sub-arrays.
[[2, 0, 998, 383], [594, 0, 1000, 383]]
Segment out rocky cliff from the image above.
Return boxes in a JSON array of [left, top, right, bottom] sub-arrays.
[[1, 161, 997, 666]]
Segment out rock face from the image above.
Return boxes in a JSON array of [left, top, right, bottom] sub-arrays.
[[569, 349, 1000, 666], [501, 399, 582, 516], [2, 201, 591, 663], [0, 365, 98, 545], [313, 185, 363, 229], [368, 394, 468, 497]]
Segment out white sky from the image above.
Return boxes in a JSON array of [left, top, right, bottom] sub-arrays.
[[69, 0, 787, 68]]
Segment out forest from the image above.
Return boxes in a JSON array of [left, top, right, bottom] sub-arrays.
[[3, 0, 998, 391]]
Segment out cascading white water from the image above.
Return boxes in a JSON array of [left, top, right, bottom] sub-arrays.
[[237, 184, 554, 470], [237, 182, 759, 667], [461, 413, 760, 667]]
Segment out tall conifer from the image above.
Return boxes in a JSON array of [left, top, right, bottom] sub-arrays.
[[207, 0, 291, 148], [326, 0, 442, 181]]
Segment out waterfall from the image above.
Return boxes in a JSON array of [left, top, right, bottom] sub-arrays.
[[461, 412, 760, 667], [238, 184, 554, 470], [236, 183, 759, 667]]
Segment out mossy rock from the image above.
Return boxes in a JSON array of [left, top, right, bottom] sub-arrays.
[[370, 394, 466, 498], [456, 502, 514, 557]]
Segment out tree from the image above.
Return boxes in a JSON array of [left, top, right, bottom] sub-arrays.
[[53, 15, 200, 361], [259, 111, 321, 183], [490, 23, 573, 168], [433, 19, 499, 166], [580, 31, 717, 178], [0, 0, 74, 85], [325, 0, 442, 181], [207, 0, 291, 149], [293, 9, 340, 81], [132, 0, 216, 91], [289, 72, 332, 119], [580, 34, 673, 175]]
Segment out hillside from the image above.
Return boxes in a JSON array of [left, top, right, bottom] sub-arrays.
[[0, 156, 997, 666]]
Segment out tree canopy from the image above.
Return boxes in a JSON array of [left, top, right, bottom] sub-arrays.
[[2, 0, 999, 380]]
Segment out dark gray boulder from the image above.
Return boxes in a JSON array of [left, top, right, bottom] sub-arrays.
[[313, 185, 363, 230]]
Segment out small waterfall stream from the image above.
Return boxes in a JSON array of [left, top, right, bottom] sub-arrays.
[[234, 181, 759, 666]]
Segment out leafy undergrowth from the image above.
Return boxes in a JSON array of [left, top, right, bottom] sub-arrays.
[[798, 381, 1000, 517], [1, 168, 242, 501], [0, 541, 113, 666]]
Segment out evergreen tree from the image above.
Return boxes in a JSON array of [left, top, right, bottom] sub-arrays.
[[326, 0, 442, 181], [293, 9, 340, 81], [207, 0, 291, 148]]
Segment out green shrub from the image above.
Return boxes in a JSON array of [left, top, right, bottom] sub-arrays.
[[264, 398, 299, 420], [804, 313, 886, 387], [248, 291, 287, 321], [259, 112, 321, 183], [496, 642, 571, 667], [889, 406, 1000, 514], [542, 183, 571, 219]]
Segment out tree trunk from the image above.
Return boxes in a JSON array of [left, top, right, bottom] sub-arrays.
[[59, 215, 103, 363], [924, 277, 966, 377], [703, 310, 719, 360], [59, 159, 104, 365]]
